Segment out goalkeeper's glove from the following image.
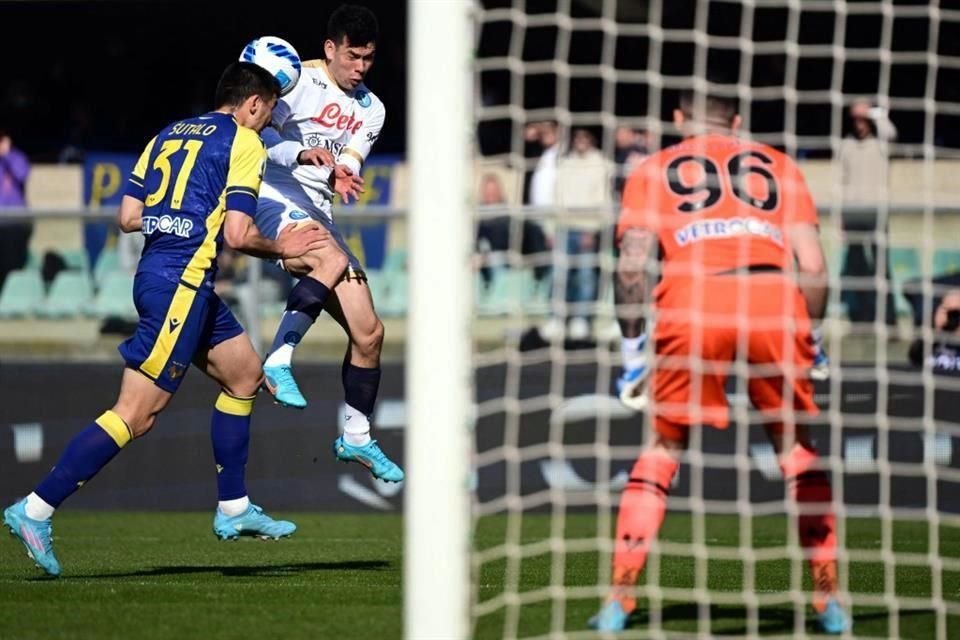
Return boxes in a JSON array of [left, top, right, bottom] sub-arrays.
[[810, 328, 830, 381], [617, 334, 650, 411]]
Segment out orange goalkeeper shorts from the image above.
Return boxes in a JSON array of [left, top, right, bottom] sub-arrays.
[[650, 273, 819, 440]]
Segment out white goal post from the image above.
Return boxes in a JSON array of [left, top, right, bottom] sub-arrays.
[[404, 1, 474, 639]]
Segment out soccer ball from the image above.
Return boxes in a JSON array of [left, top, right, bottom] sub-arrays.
[[240, 36, 302, 96]]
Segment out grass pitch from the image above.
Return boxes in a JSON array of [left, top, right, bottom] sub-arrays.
[[1, 512, 957, 639]]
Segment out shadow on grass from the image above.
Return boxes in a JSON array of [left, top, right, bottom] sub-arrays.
[[75, 560, 390, 579], [628, 603, 935, 636]]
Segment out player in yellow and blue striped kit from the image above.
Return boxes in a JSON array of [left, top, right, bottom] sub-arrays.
[[3, 62, 329, 576]]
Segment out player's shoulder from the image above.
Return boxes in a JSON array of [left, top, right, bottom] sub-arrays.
[[231, 125, 266, 153], [353, 83, 385, 115]]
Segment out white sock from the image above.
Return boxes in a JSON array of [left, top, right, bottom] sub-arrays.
[[25, 492, 55, 521], [620, 335, 647, 370], [264, 344, 294, 368], [343, 403, 372, 447], [218, 496, 250, 517]]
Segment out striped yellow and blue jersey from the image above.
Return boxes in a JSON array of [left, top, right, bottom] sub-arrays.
[[124, 112, 266, 294]]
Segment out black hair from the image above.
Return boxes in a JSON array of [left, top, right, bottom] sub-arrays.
[[678, 87, 739, 125], [327, 4, 379, 47], [214, 61, 280, 109]]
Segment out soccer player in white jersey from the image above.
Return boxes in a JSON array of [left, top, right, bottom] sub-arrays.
[[254, 4, 402, 483]]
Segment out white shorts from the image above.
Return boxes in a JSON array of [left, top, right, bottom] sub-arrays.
[[255, 183, 364, 273]]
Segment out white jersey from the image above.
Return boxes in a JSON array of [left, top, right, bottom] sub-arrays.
[[261, 61, 385, 219]]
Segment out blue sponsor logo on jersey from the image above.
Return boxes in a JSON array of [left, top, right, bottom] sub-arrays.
[[356, 91, 371, 108], [289, 210, 310, 220], [142, 215, 195, 238]]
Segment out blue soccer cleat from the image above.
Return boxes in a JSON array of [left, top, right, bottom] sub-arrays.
[[3, 499, 61, 577], [333, 436, 405, 483], [213, 503, 297, 541], [587, 600, 630, 632], [816, 598, 853, 634], [263, 364, 307, 409]]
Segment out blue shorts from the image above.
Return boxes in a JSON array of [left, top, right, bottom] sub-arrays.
[[119, 273, 244, 393]]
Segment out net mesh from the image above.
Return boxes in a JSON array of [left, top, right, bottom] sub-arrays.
[[470, 1, 960, 638]]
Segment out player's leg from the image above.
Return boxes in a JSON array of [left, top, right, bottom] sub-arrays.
[[3, 273, 201, 575], [323, 278, 403, 482], [589, 425, 685, 632], [260, 202, 349, 408], [592, 317, 734, 631], [4, 368, 171, 576], [747, 280, 851, 633], [763, 422, 850, 634], [193, 299, 296, 540]]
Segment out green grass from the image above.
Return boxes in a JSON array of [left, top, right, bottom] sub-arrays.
[[2, 512, 959, 639]]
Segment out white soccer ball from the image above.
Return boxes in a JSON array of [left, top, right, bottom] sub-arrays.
[[240, 36, 302, 96]]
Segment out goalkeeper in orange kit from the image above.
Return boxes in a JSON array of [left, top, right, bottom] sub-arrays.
[[593, 87, 851, 634]]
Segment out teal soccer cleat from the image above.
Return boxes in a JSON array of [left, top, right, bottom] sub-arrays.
[[263, 364, 307, 409], [816, 598, 853, 634], [333, 436, 405, 483], [587, 600, 630, 632], [3, 498, 61, 577], [213, 503, 297, 541]]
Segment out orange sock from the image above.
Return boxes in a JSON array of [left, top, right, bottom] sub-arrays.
[[780, 443, 838, 611], [610, 448, 680, 612]]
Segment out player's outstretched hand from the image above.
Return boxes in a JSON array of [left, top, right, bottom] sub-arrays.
[[297, 148, 335, 169], [334, 165, 365, 204], [277, 222, 331, 259]]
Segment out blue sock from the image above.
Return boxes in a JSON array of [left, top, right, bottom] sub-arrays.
[[343, 363, 381, 417], [211, 392, 255, 501], [267, 277, 331, 358], [34, 411, 131, 508]]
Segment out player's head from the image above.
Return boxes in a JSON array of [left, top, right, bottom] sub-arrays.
[[324, 4, 378, 91], [215, 61, 280, 133], [674, 86, 741, 136]]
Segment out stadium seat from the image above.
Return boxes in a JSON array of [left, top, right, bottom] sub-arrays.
[[365, 269, 389, 310], [0, 269, 44, 318], [37, 271, 94, 318], [93, 248, 120, 288], [478, 267, 529, 316], [60, 248, 91, 274], [88, 271, 136, 320], [889, 247, 921, 317], [382, 248, 408, 275], [379, 271, 408, 317], [933, 248, 960, 277]]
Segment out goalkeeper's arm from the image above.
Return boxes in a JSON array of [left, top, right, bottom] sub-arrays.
[[615, 227, 657, 337], [788, 222, 829, 321]]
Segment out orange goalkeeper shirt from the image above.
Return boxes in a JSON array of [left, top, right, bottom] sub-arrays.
[[617, 133, 818, 291]]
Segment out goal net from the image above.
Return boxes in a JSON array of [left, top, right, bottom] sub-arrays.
[[465, 1, 960, 638]]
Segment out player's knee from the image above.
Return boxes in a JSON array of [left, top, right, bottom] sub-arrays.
[[328, 249, 349, 276], [223, 356, 264, 398], [124, 413, 157, 439]]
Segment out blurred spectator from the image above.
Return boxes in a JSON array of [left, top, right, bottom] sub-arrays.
[[0, 129, 33, 289], [613, 126, 650, 198], [525, 120, 561, 210], [839, 98, 898, 327], [553, 128, 613, 340], [908, 289, 960, 376], [475, 172, 549, 288]]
